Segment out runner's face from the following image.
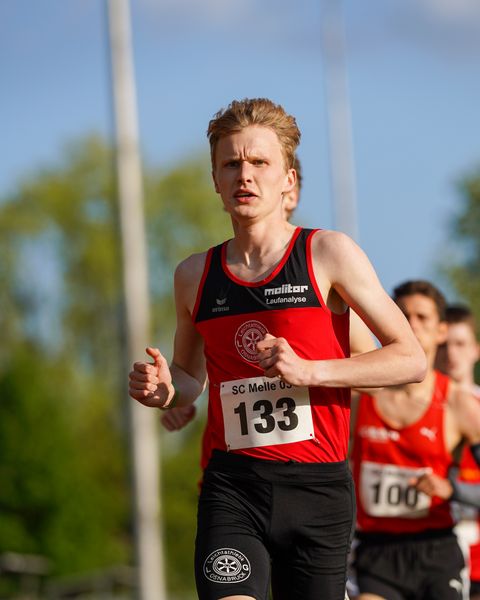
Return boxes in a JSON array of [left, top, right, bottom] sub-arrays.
[[396, 294, 447, 357], [444, 322, 479, 383], [212, 125, 295, 222]]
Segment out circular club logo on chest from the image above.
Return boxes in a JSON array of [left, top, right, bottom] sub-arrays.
[[235, 320, 268, 363]]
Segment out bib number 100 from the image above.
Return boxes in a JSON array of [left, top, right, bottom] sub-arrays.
[[360, 462, 432, 518], [234, 397, 298, 436], [371, 480, 420, 509]]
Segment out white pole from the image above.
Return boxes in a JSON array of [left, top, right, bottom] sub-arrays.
[[106, 1, 166, 599], [320, 0, 359, 241]]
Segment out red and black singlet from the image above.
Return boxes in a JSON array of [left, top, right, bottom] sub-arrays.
[[193, 227, 351, 464]]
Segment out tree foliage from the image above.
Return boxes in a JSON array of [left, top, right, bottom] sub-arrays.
[[0, 134, 231, 595], [0, 136, 121, 375], [146, 156, 230, 341], [443, 167, 480, 380], [0, 347, 130, 578], [445, 170, 480, 314], [444, 170, 480, 321]]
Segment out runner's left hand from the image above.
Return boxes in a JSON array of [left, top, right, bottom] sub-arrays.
[[409, 471, 453, 500], [257, 334, 311, 386]]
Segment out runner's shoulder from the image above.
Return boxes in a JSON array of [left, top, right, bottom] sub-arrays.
[[175, 251, 209, 292], [174, 252, 210, 314], [310, 229, 363, 277], [447, 380, 480, 443], [310, 228, 357, 254]]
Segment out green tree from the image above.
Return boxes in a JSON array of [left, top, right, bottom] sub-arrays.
[[445, 170, 480, 312], [443, 167, 480, 379], [146, 156, 231, 340], [0, 134, 231, 595], [0, 135, 121, 376]]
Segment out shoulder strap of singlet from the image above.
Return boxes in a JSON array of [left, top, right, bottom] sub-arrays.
[[191, 246, 215, 322], [191, 228, 319, 321]]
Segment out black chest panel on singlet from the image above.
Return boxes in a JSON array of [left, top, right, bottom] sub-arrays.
[[195, 228, 322, 323]]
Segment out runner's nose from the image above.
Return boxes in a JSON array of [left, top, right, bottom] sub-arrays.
[[237, 161, 253, 183]]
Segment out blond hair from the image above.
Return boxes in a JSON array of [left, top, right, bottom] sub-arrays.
[[207, 98, 301, 170]]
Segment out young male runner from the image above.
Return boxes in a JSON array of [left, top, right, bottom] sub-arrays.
[[129, 98, 425, 600], [159, 156, 376, 445], [441, 306, 480, 599], [351, 281, 480, 600], [159, 155, 304, 436]]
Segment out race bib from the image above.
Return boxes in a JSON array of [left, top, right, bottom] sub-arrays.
[[360, 461, 432, 518], [220, 376, 314, 451]]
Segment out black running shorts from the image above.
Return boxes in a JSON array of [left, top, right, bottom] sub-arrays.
[[354, 529, 466, 600], [195, 450, 355, 600]]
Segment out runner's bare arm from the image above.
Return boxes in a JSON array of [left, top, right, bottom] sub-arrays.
[[160, 405, 197, 431], [350, 309, 378, 357], [410, 386, 480, 502], [349, 310, 384, 394], [451, 385, 480, 446], [430, 388, 480, 506], [257, 231, 426, 387], [129, 253, 208, 409], [168, 254, 208, 406]]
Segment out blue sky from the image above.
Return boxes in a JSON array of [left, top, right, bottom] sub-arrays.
[[2, 0, 480, 298]]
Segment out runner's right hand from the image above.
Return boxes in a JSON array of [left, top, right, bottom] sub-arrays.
[[129, 347, 175, 408]]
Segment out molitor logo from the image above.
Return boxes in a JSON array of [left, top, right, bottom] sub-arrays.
[[264, 283, 309, 305], [264, 283, 309, 296], [235, 320, 268, 363], [203, 548, 251, 584]]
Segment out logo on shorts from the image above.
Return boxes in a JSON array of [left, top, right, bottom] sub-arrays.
[[203, 548, 251, 584], [449, 578, 462, 595], [235, 320, 268, 363]]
